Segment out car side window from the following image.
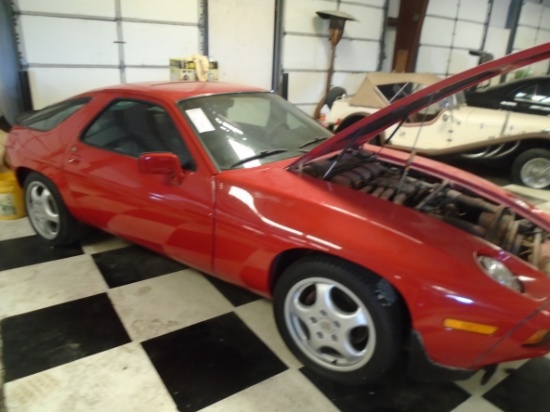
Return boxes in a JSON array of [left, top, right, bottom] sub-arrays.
[[82, 100, 195, 169], [514, 83, 550, 106], [17, 98, 90, 131]]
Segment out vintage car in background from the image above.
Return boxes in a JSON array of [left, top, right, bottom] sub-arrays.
[[327, 72, 550, 189], [6, 43, 550, 386], [466, 75, 550, 117]]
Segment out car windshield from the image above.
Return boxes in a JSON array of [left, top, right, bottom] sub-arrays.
[[178, 92, 332, 170], [377, 82, 465, 112]]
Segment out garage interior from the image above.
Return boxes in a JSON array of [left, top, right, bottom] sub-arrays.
[[2, 0, 550, 411]]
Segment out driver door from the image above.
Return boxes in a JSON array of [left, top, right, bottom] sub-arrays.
[[63, 96, 214, 272]]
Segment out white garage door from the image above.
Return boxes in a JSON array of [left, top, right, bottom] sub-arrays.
[[513, 1, 550, 75], [416, 0, 492, 77], [282, 0, 388, 115], [13, 0, 203, 109]]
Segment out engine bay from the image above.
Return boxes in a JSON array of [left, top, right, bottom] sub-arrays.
[[300, 151, 550, 276]]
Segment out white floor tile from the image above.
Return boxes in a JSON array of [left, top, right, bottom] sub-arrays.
[[198, 369, 339, 412], [108, 269, 234, 342], [236, 299, 303, 370], [4, 343, 177, 412], [0, 218, 34, 241], [455, 359, 527, 396], [0, 254, 109, 318], [81, 234, 130, 255], [451, 395, 504, 412]]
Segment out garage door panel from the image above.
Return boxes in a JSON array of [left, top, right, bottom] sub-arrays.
[[447, 49, 479, 75], [284, 0, 337, 35], [122, 22, 199, 66], [283, 35, 328, 70], [18, 16, 118, 65], [28, 68, 120, 109], [125, 68, 170, 83], [537, 30, 550, 45], [485, 27, 511, 60], [514, 26, 538, 50], [528, 60, 550, 76], [332, 72, 365, 95], [416, 46, 450, 74], [334, 39, 378, 72], [458, 0, 488, 23], [427, 0, 459, 19], [453, 21, 484, 49], [339, 4, 383, 40], [120, 0, 199, 23], [15, 0, 115, 17], [420, 17, 454, 47], [519, 2, 543, 26], [542, 7, 550, 28]]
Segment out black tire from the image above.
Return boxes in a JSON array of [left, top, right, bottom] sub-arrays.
[[336, 115, 364, 132], [511, 148, 550, 189], [326, 87, 347, 109], [273, 255, 402, 384], [24, 172, 87, 245]]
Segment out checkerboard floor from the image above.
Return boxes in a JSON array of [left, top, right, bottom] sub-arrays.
[[2, 183, 550, 412]]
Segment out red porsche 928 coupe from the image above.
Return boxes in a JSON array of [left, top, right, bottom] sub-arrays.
[[6, 43, 550, 385]]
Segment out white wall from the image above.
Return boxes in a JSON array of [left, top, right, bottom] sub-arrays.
[[208, 0, 274, 89]]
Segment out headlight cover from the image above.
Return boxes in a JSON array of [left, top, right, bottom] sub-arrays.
[[477, 256, 523, 293]]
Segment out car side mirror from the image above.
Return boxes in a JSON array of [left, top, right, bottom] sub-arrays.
[[138, 152, 185, 185]]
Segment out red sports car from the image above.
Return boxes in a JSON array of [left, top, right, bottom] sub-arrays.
[[6, 43, 550, 385]]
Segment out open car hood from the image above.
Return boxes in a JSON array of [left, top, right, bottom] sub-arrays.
[[289, 42, 550, 171]]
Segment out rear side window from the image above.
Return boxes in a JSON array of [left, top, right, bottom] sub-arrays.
[[17, 98, 90, 131]]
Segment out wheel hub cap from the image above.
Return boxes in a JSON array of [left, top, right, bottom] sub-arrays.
[[521, 157, 550, 188], [284, 277, 376, 372]]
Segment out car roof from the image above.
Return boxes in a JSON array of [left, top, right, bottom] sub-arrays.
[[83, 81, 267, 101], [350, 72, 442, 108], [480, 75, 550, 92]]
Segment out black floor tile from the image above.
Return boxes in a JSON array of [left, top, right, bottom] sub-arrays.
[[203, 274, 262, 307], [0, 235, 83, 271], [483, 358, 550, 412], [1, 293, 131, 382], [301, 361, 470, 412], [142, 312, 287, 411], [92, 245, 188, 288]]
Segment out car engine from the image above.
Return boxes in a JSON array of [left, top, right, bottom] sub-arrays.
[[300, 151, 550, 275]]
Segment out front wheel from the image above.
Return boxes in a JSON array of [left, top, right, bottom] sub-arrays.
[[512, 148, 550, 189], [24, 172, 86, 245], [273, 256, 402, 384]]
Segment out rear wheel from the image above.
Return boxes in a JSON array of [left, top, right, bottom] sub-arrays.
[[24, 172, 87, 245], [273, 256, 402, 384], [512, 148, 550, 189]]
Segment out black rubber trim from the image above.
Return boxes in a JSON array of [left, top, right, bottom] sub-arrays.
[[407, 330, 476, 382]]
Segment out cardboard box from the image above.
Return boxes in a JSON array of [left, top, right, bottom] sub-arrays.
[[169, 58, 219, 81]]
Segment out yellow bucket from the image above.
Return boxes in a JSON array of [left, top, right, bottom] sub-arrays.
[[0, 170, 26, 220]]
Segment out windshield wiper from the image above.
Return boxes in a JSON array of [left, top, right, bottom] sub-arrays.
[[298, 136, 329, 149], [229, 149, 290, 168]]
